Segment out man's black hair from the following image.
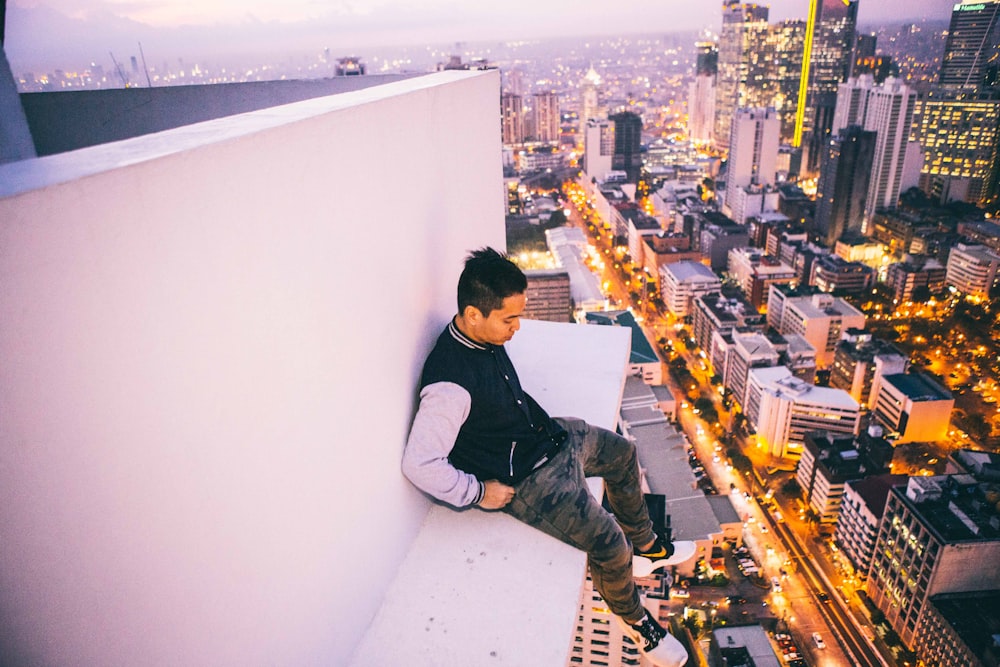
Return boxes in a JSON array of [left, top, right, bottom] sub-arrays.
[[457, 247, 527, 317]]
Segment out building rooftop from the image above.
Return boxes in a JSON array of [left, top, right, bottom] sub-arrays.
[[712, 626, 782, 667], [788, 293, 865, 320], [848, 474, 910, 519], [734, 332, 777, 358], [585, 310, 659, 365], [706, 494, 742, 525], [664, 260, 721, 283], [629, 417, 728, 543], [750, 366, 860, 409], [0, 68, 631, 667], [883, 372, 953, 401], [926, 590, 1000, 665], [782, 333, 816, 358], [900, 475, 1000, 543]]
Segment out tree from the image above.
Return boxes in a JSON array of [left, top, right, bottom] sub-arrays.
[[781, 478, 802, 497]]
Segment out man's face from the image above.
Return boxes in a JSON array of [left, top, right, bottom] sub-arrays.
[[469, 292, 526, 345]]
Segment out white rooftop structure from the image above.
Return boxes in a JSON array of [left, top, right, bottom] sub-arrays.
[[545, 227, 607, 313], [0, 69, 623, 667]]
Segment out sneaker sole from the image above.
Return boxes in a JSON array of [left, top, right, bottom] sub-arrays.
[[633, 540, 697, 577]]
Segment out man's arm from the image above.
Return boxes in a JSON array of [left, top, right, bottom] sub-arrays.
[[402, 382, 485, 508]]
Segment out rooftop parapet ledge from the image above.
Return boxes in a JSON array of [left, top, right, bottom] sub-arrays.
[[350, 319, 632, 666]]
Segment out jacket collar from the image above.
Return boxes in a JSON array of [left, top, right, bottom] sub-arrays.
[[448, 318, 488, 351]]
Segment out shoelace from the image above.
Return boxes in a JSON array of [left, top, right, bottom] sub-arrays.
[[633, 617, 665, 649]]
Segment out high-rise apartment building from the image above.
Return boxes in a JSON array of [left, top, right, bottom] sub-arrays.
[[832, 74, 873, 131], [609, 111, 643, 183], [867, 474, 1000, 651], [939, 0, 1000, 94], [580, 66, 602, 125], [835, 472, 909, 583], [871, 372, 953, 443], [723, 107, 780, 218], [832, 75, 921, 221], [759, 20, 807, 142], [769, 291, 866, 368], [914, 95, 1000, 206], [500, 93, 524, 145], [728, 247, 796, 310], [714, 1, 770, 150], [523, 270, 572, 323], [797, 428, 893, 524], [945, 242, 1000, 296], [813, 125, 876, 246], [688, 42, 718, 145], [863, 77, 919, 221], [583, 118, 614, 180], [532, 92, 560, 144], [744, 365, 860, 459], [660, 261, 722, 318], [830, 329, 908, 408]]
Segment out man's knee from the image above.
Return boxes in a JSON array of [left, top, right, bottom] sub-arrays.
[[586, 523, 632, 567]]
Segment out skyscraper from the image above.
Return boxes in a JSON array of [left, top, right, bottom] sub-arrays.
[[814, 126, 876, 247], [761, 20, 808, 142], [688, 42, 718, 145], [500, 93, 524, 145], [532, 92, 560, 144], [714, 1, 770, 149], [833, 76, 919, 221], [800, 0, 860, 173], [583, 118, 615, 180], [580, 65, 602, 125], [724, 107, 780, 218], [832, 74, 874, 132], [939, 0, 1000, 94], [609, 111, 643, 183], [914, 94, 1000, 205]]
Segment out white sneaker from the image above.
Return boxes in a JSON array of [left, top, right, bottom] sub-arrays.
[[616, 611, 688, 667]]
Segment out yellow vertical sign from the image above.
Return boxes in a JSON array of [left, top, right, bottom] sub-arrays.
[[794, 0, 819, 147]]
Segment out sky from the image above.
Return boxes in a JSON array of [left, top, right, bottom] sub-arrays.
[[5, 0, 962, 71]]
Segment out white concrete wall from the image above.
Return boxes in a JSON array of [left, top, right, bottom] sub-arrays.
[[0, 70, 503, 666]]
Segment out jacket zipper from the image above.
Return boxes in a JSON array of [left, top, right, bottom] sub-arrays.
[[509, 441, 517, 478]]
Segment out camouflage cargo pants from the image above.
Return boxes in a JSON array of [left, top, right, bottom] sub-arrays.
[[503, 417, 655, 624]]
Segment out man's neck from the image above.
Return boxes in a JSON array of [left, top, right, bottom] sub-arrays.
[[453, 314, 483, 345]]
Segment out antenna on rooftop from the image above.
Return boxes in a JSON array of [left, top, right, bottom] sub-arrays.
[[109, 51, 128, 88], [138, 42, 152, 87]]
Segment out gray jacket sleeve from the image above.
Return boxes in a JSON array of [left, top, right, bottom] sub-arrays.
[[401, 381, 484, 508]]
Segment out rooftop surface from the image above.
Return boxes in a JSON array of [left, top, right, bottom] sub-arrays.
[[665, 260, 722, 283], [883, 372, 953, 401], [927, 590, 1000, 664], [899, 475, 1000, 543], [750, 366, 860, 409], [353, 319, 633, 666], [712, 626, 782, 667], [585, 310, 659, 365], [848, 474, 910, 519]]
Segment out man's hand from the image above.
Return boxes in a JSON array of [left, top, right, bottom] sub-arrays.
[[478, 480, 515, 510]]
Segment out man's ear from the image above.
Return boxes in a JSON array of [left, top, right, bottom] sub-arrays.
[[462, 305, 484, 325]]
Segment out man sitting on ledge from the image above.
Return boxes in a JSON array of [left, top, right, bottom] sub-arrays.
[[402, 247, 688, 667]]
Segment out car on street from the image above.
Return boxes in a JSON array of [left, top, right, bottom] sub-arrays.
[[812, 632, 826, 649]]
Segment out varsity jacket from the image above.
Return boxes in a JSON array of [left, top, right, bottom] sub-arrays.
[[401, 319, 567, 507]]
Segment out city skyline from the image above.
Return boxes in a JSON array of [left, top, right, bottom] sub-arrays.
[[6, 0, 961, 73]]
